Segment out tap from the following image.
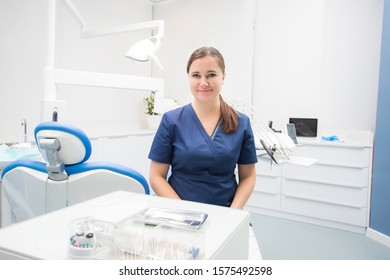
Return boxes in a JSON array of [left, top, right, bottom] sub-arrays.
[[21, 118, 27, 142], [52, 109, 58, 121]]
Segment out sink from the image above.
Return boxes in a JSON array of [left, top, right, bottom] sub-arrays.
[[0, 143, 41, 170]]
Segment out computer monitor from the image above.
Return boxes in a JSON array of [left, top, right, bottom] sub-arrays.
[[289, 118, 318, 137]]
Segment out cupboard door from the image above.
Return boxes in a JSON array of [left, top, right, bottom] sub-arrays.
[[292, 145, 370, 167], [282, 178, 369, 208], [129, 134, 154, 179], [247, 192, 281, 211], [102, 136, 133, 166], [281, 195, 367, 226], [283, 163, 369, 188]]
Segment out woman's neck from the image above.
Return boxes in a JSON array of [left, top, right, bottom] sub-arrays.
[[192, 100, 221, 137], [192, 99, 220, 118]]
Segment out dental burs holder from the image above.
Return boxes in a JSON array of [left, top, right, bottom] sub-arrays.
[[38, 138, 68, 181], [68, 217, 98, 259]]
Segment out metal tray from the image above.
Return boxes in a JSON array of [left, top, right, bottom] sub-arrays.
[[141, 207, 208, 229]]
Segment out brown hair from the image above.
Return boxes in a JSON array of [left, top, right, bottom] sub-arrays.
[[187, 47, 239, 133]]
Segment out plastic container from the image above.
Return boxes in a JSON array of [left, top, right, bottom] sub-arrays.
[[68, 217, 98, 259], [113, 217, 146, 260], [114, 223, 205, 260]]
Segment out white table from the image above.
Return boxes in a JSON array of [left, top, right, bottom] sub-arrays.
[[0, 191, 250, 260]]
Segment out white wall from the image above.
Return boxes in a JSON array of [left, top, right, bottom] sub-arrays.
[[0, 0, 384, 143], [0, 0, 154, 143], [320, 0, 383, 132], [0, 0, 48, 143], [154, 0, 383, 134], [152, 0, 256, 106], [253, 0, 384, 133], [253, 0, 324, 130], [54, 0, 153, 132]]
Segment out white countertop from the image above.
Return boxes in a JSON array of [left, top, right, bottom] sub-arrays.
[[297, 129, 373, 148], [0, 191, 250, 260]]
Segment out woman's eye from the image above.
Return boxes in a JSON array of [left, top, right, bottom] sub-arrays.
[[191, 73, 201, 78], [207, 73, 217, 78]]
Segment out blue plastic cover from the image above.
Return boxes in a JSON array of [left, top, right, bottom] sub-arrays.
[[1, 159, 47, 179], [65, 162, 150, 195]]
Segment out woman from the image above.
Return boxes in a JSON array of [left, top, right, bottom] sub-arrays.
[[148, 47, 257, 209], [149, 47, 261, 259]]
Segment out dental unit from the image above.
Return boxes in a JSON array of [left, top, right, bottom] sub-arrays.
[[1, 121, 149, 227]]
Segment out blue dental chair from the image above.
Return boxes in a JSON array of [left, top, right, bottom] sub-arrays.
[[1, 121, 149, 227]]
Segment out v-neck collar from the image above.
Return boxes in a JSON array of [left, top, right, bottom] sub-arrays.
[[210, 117, 222, 140], [187, 104, 222, 162], [188, 104, 221, 140]]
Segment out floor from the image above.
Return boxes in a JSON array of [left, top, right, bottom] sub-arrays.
[[250, 212, 390, 260]]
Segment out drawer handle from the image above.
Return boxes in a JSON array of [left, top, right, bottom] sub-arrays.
[[283, 176, 366, 189], [283, 194, 363, 209]]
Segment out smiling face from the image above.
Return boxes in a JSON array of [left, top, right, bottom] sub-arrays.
[[188, 56, 225, 106]]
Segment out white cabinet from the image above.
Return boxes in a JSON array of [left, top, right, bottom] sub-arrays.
[[245, 135, 373, 234], [246, 157, 282, 211], [88, 131, 155, 181]]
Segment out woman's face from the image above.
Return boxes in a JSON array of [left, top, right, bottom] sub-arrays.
[[188, 56, 225, 105]]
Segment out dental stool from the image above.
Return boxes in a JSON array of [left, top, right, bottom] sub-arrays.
[[1, 121, 149, 227]]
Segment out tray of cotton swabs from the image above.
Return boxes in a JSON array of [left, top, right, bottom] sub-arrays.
[[114, 224, 205, 260], [140, 207, 208, 230]]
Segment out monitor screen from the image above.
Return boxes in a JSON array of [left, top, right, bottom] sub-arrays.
[[289, 118, 318, 137]]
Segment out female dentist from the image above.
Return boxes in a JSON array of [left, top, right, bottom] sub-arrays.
[[148, 47, 261, 258]]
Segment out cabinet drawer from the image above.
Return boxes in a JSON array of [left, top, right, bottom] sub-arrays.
[[256, 156, 281, 176], [292, 145, 370, 167], [283, 164, 369, 187], [247, 191, 280, 211], [281, 195, 367, 226], [255, 175, 281, 194], [282, 178, 368, 207]]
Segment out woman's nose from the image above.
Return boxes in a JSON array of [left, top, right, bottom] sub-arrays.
[[200, 78, 209, 87]]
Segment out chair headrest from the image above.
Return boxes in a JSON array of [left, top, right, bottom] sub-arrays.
[[34, 122, 92, 165]]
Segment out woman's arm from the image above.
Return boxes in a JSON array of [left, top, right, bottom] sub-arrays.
[[230, 163, 256, 209], [149, 160, 181, 200]]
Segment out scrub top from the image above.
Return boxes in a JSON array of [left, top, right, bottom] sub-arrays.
[[148, 104, 258, 207]]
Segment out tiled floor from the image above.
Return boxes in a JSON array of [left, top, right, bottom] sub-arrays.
[[250, 213, 390, 260]]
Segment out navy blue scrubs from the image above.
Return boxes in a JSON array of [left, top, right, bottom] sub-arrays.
[[148, 104, 257, 207]]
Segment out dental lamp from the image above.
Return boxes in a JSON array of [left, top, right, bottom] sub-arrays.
[[125, 36, 164, 70]]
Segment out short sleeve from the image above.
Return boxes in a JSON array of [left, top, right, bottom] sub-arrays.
[[237, 116, 258, 165], [148, 114, 174, 164]]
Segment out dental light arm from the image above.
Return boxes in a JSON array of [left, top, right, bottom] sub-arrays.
[[62, 0, 164, 38], [81, 20, 164, 39], [60, 0, 164, 69]]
